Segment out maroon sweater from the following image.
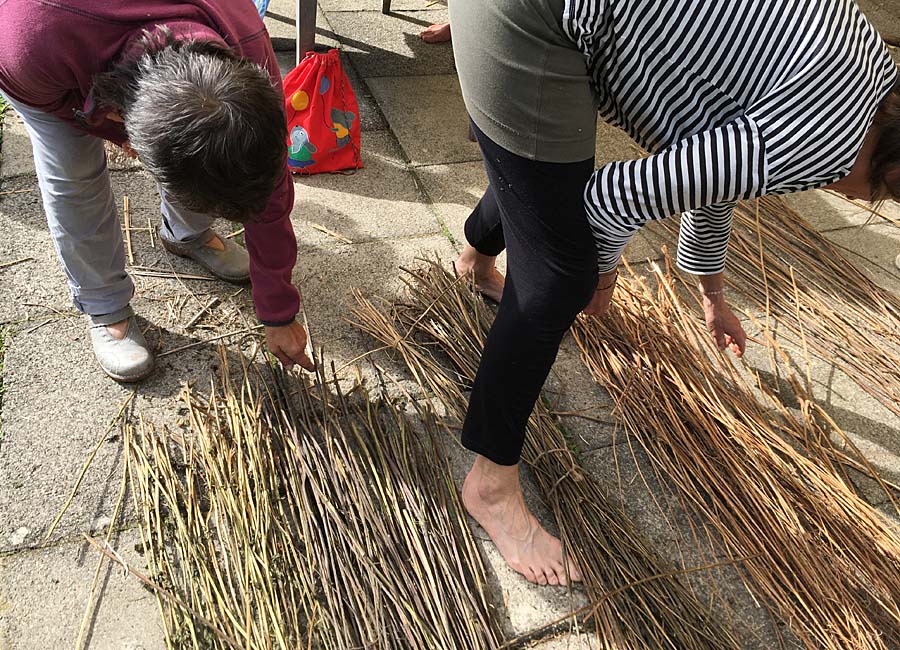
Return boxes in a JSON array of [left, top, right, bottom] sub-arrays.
[[0, 0, 300, 325]]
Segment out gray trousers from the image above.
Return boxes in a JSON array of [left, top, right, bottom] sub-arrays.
[[4, 95, 215, 317]]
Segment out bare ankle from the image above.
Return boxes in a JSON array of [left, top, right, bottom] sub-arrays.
[[464, 456, 520, 504], [457, 245, 496, 276]]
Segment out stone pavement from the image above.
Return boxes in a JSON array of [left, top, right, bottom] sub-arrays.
[[0, 2, 899, 649]]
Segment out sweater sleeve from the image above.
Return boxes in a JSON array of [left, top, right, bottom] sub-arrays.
[[584, 115, 768, 275], [240, 28, 301, 326], [244, 164, 301, 326]]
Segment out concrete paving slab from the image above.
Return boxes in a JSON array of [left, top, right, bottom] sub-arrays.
[[0, 112, 34, 180], [439, 422, 590, 640], [413, 160, 484, 248], [859, 0, 900, 41], [263, 1, 340, 53], [594, 121, 641, 165], [0, 310, 255, 553], [320, 0, 441, 12], [296, 235, 453, 355], [782, 188, 900, 232], [0, 168, 269, 551], [0, 527, 165, 650], [531, 634, 599, 649], [2, 112, 149, 179], [822, 221, 900, 294], [0, 169, 228, 326], [326, 9, 455, 79], [736, 312, 900, 506], [0, 176, 72, 325], [367, 75, 480, 166], [291, 130, 442, 248], [542, 338, 616, 451], [581, 439, 795, 650], [0, 4, 898, 648]]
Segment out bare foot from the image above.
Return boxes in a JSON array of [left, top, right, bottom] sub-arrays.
[[204, 234, 225, 251], [105, 318, 129, 340], [419, 22, 451, 44], [454, 244, 505, 303], [462, 455, 582, 586]]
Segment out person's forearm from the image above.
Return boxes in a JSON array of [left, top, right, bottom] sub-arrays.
[[697, 272, 726, 305]]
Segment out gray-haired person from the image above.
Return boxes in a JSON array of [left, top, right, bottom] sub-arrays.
[[0, 1, 314, 381], [450, 0, 899, 586]]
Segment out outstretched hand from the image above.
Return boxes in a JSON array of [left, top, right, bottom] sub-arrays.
[[703, 295, 746, 357], [265, 320, 315, 371]]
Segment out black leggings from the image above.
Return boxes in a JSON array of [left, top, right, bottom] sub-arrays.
[[461, 124, 598, 466]]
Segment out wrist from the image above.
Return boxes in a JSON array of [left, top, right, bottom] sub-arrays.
[[597, 269, 619, 291], [701, 288, 726, 306], [260, 317, 296, 328]]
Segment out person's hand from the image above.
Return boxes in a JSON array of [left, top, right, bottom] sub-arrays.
[[703, 294, 746, 357], [582, 271, 618, 317], [265, 320, 315, 371]]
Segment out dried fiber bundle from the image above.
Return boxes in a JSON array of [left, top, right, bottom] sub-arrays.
[[127, 353, 503, 649], [660, 196, 900, 420], [350, 261, 740, 650], [572, 261, 900, 650]]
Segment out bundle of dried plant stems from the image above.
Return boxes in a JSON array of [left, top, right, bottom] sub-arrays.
[[96, 195, 900, 648], [352, 240, 900, 648], [571, 253, 900, 649], [351, 263, 740, 649], [661, 196, 900, 420], [125, 352, 503, 649]]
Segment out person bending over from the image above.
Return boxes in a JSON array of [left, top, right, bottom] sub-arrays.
[[449, 0, 899, 586], [0, 0, 314, 381]]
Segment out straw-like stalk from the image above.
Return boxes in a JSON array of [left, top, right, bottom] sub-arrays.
[[660, 196, 900, 423], [127, 352, 503, 649], [571, 258, 900, 649], [350, 261, 741, 649]]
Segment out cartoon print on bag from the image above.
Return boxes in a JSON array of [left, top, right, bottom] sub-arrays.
[[319, 75, 331, 95], [330, 108, 356, 149], [288, 126, 317, 169]]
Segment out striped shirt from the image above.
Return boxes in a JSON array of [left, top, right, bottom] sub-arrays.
[[562, 0, 898, 275]]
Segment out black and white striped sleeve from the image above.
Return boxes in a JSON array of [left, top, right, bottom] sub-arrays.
[[584, 115, 768, 275]]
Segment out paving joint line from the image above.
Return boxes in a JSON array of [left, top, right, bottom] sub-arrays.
[[336, 50, 463, 250], [0, 520, 142, 559]]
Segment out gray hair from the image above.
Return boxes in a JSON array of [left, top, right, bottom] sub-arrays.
[[92, 30, 287, 222]]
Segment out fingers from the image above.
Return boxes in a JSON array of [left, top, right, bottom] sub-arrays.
[[292, 348, 316, 372], [266, 322, 317, 373], [713, 326, 747, 357], [713, 327, 727, 351], [270, 343, 316, 372], [732, 325, 747, 357], [272, 349, 295, 371]]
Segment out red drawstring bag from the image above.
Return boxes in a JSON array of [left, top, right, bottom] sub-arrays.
[[283, 49, 363, 175]]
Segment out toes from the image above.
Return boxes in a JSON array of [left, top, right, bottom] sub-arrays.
[[545, 568, 560, 586], [551, 561, 568, 586], [522, 566, 540, 584], [567, 560, 584, 583], [531, 566, 548, 586]]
